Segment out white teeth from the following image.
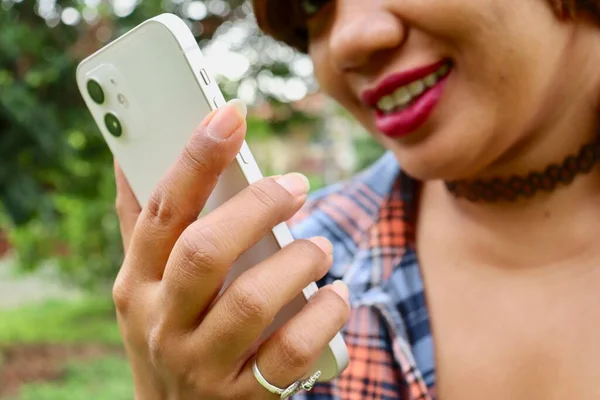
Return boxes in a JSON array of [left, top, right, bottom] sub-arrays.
[[424, 73, 437, 88], [407, 80, 425, 96], [437, 64, 449, 78], [394, 87, 411, 105], [375, 63, 451, 114], [379, 95, 396, 112]]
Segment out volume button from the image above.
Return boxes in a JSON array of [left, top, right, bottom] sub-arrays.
[[199, 68, 211, 85], [238, 151, 249, 164], [238, 142, 252, 165]]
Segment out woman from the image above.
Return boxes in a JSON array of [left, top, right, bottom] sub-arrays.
[[111, 0, 600, 398]]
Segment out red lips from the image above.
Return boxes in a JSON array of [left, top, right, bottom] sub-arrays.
[[361, 59, 448, 108], [361, 59, 451, 138]]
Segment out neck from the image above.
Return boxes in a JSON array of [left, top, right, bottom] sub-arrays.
[[417, 24, 600, 269], [423, 171, 600, 269], [424, 109, 600, 270], [444, 132, 600, 202]]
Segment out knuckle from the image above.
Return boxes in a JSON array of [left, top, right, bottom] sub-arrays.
[[319, 290, 350, 326], [112, 272, 133, 312], [183, 134, 218, 177], [146, 186, 178, 227], [176, 226, 223, 279], [228, 282, 272, 323], [290, 239, 332, 279], [279, 329, 314, 370], [295, 239, 330, 263], [247, 182, 280, 215], [147, 320, 175, 365], [293, 239, 320, 256], [193, 223, 227, 256]]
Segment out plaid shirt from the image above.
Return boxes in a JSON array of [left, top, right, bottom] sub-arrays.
[[289, 152, 435, 400]]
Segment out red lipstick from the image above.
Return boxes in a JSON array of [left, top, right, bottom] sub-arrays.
[[362, 60, 451, 138]]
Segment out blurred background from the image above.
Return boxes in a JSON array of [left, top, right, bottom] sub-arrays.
[[0, 0, 384, 398]]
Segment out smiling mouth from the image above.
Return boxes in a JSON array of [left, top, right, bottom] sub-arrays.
[[374, 62, 451, 115], [361, 59, 454, 138]]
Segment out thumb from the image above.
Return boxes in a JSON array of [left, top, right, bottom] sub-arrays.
[[114, 159, 141, 253]]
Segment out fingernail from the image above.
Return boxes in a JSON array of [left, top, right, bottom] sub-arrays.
[[228, 99, 247, 119], [308, 236, 333, 255], [275, 173, 310, 197], [206, 99, 247, 140], [331, 280, 349, 301]]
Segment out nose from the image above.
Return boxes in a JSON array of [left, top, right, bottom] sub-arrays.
[[329, 1, 405, 71]]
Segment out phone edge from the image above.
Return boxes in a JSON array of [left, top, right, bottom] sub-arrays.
[[148, 13, 350, 377], [76, 12, 350, 378]]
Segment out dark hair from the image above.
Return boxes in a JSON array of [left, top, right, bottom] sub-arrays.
[[253, 0, 600, 53], [253, 0, 310, 52]]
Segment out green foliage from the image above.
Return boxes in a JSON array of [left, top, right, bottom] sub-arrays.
[[0, 0, 285, 291], [6, 164, 123, 291], [245, 116, 283, 141], [354, 136, 386, 171], [0, 297, 126, 398], [0, 145, 119, 293], [0, 0, 378, 292], [306, 174, 326, 192], [0, 297, 121, 345], [15, 356, 133, 400], [1, 7, 80, 225], [0, 1, 129, 291]]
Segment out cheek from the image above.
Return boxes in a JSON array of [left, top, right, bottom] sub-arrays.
[[453, 1, 570, 134], [311, 48, 368, 119], [309, 0, 572, 180], [395, 3, 571, 178], [392, 0, 569, 129], [388, 0, 500, 41]]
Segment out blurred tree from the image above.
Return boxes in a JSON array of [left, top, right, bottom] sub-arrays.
[[0, 0, 383, 291]]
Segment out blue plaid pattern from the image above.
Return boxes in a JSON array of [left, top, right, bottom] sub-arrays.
[[288, 152, 435, 399]]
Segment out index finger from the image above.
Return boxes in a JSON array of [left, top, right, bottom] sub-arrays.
[[159, 173, 311, 328], [114, 159, 141, 253], [126, 100, 247, 281]]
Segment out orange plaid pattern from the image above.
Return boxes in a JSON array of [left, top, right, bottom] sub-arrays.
[[289, 153, 435, 400]]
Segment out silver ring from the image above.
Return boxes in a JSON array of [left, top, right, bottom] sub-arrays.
[[252, 359, 321, 399]]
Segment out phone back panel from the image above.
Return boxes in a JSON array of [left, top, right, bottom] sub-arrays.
[[76, 16, 347, 381]]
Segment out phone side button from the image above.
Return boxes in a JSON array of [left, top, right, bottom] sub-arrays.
[[199, 68, 211, 85]]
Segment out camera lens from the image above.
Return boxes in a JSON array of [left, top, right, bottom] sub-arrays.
[[87, 79, 105, 104], [104, 112, 123, 138]]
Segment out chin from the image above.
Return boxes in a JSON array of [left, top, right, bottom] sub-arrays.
[[385, 127, 493, 182], [392, 154, 459, 181], [361, 94, 504, 182]]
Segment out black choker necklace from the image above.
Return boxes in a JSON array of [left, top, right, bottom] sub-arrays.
[[445, 136, 600, 202]]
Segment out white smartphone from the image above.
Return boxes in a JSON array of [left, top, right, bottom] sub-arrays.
[[75, 13, 349, 381]]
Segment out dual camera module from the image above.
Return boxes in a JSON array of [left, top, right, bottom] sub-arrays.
[[86, 79, 123, 138]]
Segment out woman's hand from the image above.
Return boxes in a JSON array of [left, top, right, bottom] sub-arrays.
[[112, 100, 350, 399]]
